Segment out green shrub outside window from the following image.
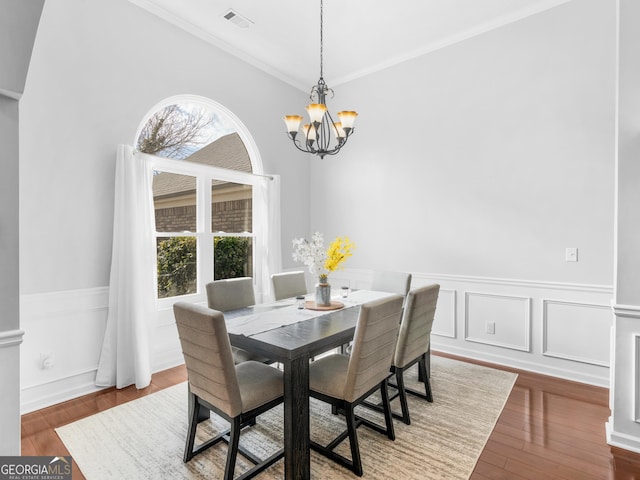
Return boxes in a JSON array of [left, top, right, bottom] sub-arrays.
[[156, 236, 251, 298]]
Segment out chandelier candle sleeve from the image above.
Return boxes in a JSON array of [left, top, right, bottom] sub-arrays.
[[337, 111, 357, 131], [306, 104, 327, 124], [284, 115, 303, 136]]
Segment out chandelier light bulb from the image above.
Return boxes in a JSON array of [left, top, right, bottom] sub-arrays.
[[302, 124, 317, 142], [332, 122, 346, 140]]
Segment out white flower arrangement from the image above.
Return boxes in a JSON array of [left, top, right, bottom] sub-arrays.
[[292, 232, 327, 278]]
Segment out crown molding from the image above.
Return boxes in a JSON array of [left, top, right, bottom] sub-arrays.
[[332, 0, 574, 86], [128, 0, 574, 92], [127, 0, 308, 92]]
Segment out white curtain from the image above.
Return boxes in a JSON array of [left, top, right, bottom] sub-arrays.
[[256, 174, 282, 302], [96, 145, 155, 389]]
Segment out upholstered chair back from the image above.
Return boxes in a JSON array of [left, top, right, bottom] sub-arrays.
[[174, 302, 243, 418], [271, 271, 307, 301], [344, 295, 404, 402], [206, 277, 255, 312], [370, 270, 412, 297], [394, 284, 440, 369]]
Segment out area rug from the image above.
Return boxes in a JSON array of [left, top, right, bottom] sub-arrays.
[[56, 356, 517, 479]]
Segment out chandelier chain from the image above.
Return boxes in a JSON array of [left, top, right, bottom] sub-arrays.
[[319, 0, 324, 79]]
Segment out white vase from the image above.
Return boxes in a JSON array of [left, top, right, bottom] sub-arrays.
[[315, 277, 331, 306]]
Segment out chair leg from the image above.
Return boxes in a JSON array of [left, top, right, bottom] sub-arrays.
[[379, 379, 396, 440], [394, 368, 411, 425], [345, 404, 363, 477], [418, 350, 430, 382], [183, 392, 199, 462], [417, 355, 433, 403], [425, 348, 431, 378], [224, 417, 241, 480]]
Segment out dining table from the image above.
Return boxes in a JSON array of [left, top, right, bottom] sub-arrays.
[[224, 289, 393, 480]]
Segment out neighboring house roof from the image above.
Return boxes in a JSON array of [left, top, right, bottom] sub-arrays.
[[152, 132, 251, 199]]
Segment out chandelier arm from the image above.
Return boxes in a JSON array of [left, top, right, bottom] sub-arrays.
[[287, 134, 318, 155]]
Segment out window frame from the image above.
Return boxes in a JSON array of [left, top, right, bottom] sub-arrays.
[[151, 156, 262, 309], [135, 94, 268, 309]]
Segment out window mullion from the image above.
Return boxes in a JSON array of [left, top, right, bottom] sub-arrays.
[[199, 175, 214, 288]]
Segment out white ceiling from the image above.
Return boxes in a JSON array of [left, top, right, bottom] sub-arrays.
[[129, 0, 572, 91]]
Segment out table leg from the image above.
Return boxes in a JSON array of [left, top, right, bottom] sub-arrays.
[[283, 355, 310, 480]]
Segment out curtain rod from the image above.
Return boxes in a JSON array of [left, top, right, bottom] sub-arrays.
[[135, 148, 274, 181]]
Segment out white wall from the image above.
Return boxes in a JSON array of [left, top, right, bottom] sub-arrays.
[[309, 0, 616, 385], [18, 0, 310, 412]]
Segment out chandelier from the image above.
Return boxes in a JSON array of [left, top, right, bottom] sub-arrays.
[[283, 0, 358, 159]]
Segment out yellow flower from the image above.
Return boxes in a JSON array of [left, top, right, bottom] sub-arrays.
[[324, 236, 355, 273]]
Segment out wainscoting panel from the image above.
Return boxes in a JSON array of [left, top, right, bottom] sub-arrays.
[[465, 292, 531, 352], [19, 288, 183, 413], [407, 271, 614, 387], [431, 288, 456, 338], [18, 271, 616, 412], [543, 299, 612, 366], [636, 335, 640, 424], [20, 288, 109, 413]]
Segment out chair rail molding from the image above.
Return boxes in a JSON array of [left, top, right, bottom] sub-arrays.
[[0, 329, 25, 348], [612, 303, 640, 319]]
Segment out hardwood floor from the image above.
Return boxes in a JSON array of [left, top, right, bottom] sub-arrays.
[[21, 353, 640, 479]]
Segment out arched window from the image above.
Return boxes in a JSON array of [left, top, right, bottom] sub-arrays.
[[135, 95, 268, 302]]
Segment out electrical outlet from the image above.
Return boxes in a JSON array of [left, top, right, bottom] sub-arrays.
[[40, 352, 55, 369], [486, 321, 495, 335]]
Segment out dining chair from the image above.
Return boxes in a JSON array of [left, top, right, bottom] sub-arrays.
[[308, 294, 404, 476], [173, 302, 284, 480], [206, 277, 271, 364], [206, 276, 256, 312], [364, 284, 440, 425], [343, 269, 411, 355], [370, 270, 412, 297], [270, 270, 307, 301]]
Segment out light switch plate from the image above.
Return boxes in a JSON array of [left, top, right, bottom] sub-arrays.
[[565, 247, 578, 262]]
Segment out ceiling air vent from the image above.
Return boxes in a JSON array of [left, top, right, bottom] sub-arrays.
[[223, 9, 253, 29]]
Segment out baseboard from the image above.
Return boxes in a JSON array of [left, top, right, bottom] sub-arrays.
[[606, 421, 640, 454], [21, 369, 106, 414], [21, 350, 185, 414], [432, 343, 610, 387]]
